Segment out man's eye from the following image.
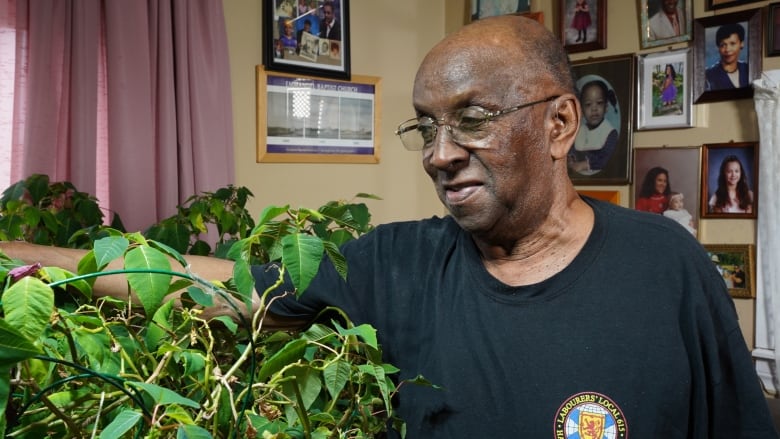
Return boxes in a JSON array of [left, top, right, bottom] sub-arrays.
[[419, 124, 437, 144], [456, 108, 487, 130]]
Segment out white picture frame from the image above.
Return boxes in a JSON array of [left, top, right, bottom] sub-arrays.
[[636, 48, 693, 130]]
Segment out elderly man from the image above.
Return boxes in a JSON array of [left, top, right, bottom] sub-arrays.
[[3, 15, 777, 438]]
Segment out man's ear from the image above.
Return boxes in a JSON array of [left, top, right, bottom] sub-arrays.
[[548, 95, 580, 160]]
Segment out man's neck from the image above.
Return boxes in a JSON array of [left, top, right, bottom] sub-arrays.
[[473, 195, 594, 287]]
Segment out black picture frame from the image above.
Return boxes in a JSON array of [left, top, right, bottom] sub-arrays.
[[700, 141, 758, 219], [263, 0, 351, 81], [693, 8, 762, 103], [560, 0, 607, 53], [768, 2, 780, 57], [568, 54, 634, 185]]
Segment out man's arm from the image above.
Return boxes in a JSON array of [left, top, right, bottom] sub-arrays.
[[0, 241, 308, 330]]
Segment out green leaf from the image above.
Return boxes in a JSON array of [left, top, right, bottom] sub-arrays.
[[302, 323, 337, 343], [189, 240, 211, 256], [281, 233, 324, 295], [0, 366, 10, 437], [47, 391, 89, 409], [358, 363, 391, 411], [334, 322, 378, 350], [164, 404, 195, 424], [258, 338, 307, 381], [179, 350, 206, 376], [98, 409, 142, 439], [167, 278, 193, 295], [146, 299, 174, 350], [126, 381, 200, 408], [41, 266, 93, 299], [232, 258, 254, 309], [72, 326, 117, 373], [323, 359, 350, 399], [322, 240, 347, 281], [186, 286, 214, 307], [285, 365, 322, 410], [212, 316, 237, 334], [125, 246, 172, 315], [354, 192, 382, 200], [77, 250, 98, 281], [255, 205, 289, 228], [245, 413, 286, 435], [148, 239, 189, 268], [145, 222, 191, 254], [93, 236, 129, 270], [2, 276, 54, 341], [0, 319, 43, 367], [177, 424, 212, 439]]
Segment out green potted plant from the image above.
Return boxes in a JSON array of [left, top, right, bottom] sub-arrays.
[[0, 176, 431, 438]]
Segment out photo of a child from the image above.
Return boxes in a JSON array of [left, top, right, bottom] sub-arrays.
[[653, 63, 684, 116], [568, 76, 619, 176], [663, 192, 697, 235], [569, 56, 633, 184]]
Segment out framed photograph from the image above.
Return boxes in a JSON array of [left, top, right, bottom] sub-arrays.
[[693, 8, 762, 103], [256, 67, 381, 163], [706, 0, 763, 11], [560, 0, 606, 53], [470, 0, 530, 21], [638, 0, 692, 49], [700, 141, 758, 219], [578, 190, 620, 205], [703, 244, 755, 299], [768, 2, 780, 57], [568, 54, 634, 185], [633, 147, 701, 238], [636, 48, 693, 130], [263, 0, 351, 81]]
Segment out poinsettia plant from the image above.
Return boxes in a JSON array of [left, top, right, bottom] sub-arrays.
[[0, 177, 432, 438]]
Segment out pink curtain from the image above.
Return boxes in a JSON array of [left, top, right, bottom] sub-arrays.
[[7, 0, 234, 232]]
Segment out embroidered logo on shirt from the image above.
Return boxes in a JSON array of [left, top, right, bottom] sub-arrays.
[[553, 391, 628, 438]]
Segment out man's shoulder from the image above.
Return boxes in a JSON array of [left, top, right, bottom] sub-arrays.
[[371, 215, 457, 237], [590, 198, 695, 240]]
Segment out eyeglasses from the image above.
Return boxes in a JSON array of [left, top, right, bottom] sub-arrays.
[[394, 95, 559, 151]]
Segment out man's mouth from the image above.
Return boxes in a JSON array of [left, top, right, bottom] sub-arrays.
[[444, 184, 482, 204]]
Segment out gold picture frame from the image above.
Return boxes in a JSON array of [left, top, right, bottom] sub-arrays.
[[703, 244, 756, 299]]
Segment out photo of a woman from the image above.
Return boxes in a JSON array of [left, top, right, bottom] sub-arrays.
[[708, 155, 753, 213], [702, 142, 758, 218], [633, 147, 700, 237], [635, 166, 672, 214]]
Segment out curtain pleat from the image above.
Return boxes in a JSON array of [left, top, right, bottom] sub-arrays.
[[753, 70, 780, 395], [9, 0, 234, 232]]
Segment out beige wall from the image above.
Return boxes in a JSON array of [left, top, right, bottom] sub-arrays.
[[224, 0, 778, 347], [224, 0, 444, 227]]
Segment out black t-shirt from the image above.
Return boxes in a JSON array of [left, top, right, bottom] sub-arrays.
[[256, 198, 777, 438]]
